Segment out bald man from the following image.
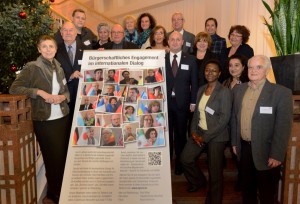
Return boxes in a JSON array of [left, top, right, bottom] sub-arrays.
[[55, 21, 88, 122], [102, 24, 139, 49], [166, 31, 198, 175]]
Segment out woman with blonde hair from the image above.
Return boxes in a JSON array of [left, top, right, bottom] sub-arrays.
[[123, 15, 139, 45]]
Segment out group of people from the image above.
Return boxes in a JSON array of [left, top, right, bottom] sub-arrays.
[[9, 7, 294, 204]]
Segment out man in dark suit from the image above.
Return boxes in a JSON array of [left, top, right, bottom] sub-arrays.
[[166, 31, 198, 175], [79, 97, 93, 111], [102, 24, 139, 50], [231, 55, 293, 204], [54, 9, 97, 49], [120, 70, 138, 84], [55, 21, 87, 122], [168, 12, 195, 55]]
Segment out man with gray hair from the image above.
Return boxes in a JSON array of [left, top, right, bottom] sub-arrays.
[[102, 24, 139, 49], [168, 12, 195, 54], [231, 55, 293, 204], [55, 21, 87, 122]]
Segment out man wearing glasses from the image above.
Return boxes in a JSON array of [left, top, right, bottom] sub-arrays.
[[168, 12, 195, 54], [102, 24, 139, 49]]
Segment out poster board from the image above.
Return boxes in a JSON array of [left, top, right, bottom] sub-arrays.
[[60, 50, 172, 204]]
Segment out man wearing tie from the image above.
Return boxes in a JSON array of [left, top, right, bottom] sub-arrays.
[[166, 31, 198, 175], [56, 21, 87, 122], [79, 97, 93, 111]]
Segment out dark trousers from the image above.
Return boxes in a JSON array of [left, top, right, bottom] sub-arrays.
[[240, 140, 281, 204], [33, 115, 70, 203], [181, 137, 226, 204], [168, 98, 189, 163], [68, 82, 78, 124]]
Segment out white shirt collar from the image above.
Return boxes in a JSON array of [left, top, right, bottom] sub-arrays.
[[170, 51, 182, 65]]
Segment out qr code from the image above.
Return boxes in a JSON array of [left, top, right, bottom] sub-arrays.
[[148, 151, 162, 166]]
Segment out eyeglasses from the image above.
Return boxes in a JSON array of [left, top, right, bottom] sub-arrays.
[[230, 33, 242, 38], [111, 31, 124, 35], [154, 32, 164, 36], [172, 18, 183, 22]]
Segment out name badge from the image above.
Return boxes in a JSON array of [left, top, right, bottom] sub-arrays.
[[186, 42, 191, 47], [205, 106, 215, 115], [181, 64, 189, 70], [62, 78, 67, 85], [260, 106, 273, 114], [78, 60, 82, 65], [84, 40, 91, 46]]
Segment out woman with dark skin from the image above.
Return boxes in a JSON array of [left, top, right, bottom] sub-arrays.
[[181, 59, 232, 203]]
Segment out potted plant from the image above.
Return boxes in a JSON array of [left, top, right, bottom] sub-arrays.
[[262, 0, 300, 94]]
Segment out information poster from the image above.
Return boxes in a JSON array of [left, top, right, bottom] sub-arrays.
[[60, 50, 172, 204]]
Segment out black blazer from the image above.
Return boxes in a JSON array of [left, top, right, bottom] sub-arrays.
[[55, 39, 87, 105], [193, 50, 218, 87], [79, 103, 93, 111], [55, 39, 86, 82], [165, 52, 198, 110], [102, 41, 139, 49]]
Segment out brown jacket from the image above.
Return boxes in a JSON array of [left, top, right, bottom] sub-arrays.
[[9, 55, 70, 120]]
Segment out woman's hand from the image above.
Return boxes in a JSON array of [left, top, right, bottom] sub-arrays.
[[52, 95, 66, 104], [37, 90, 66, 104], [191, 132, 205, 147]]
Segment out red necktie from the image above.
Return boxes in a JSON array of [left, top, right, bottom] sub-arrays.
[[172, 54, 178, 77]]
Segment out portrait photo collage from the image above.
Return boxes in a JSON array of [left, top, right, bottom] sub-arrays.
[[73, 67, 167, 149]]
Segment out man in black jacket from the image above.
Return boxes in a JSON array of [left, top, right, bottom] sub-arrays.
[[166, 31, 198, 175], [55, 21, 88, 122], [102, 24, 139, 49], [54, 9, 97, 49]]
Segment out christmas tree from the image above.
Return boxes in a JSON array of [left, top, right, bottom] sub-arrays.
[[0, 0, 54, 93]]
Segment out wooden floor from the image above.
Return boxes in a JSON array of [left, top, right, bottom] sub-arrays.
[[171, 148, 242, 204]]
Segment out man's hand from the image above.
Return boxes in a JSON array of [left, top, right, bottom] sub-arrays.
[[232, 146, 237, 156], [70, 70, 83, 80], [268, 158, 282, 168], [190, 104, 195, 112]]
